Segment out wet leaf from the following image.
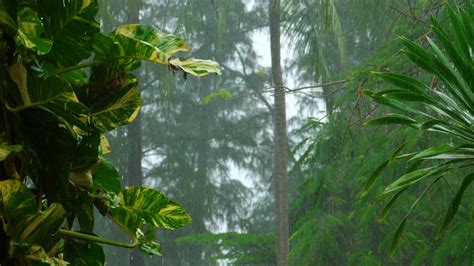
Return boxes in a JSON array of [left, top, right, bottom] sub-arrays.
[[93, 157, 122, 194], [107, 187, 191, 236], [17, 7, 53, 54], [169, 57, 222, 77], [0, 137, 22, 161], [0, 180, 66, 251], [90, 76, 141, 132], [111, 24, 190, 68], [39, 0, 100, 66]]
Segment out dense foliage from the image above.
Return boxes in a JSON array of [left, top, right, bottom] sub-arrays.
[[176, 1, 473, 265], [289, 1, 474, 265], [365, 2, 474, 253], [1, 0, 473, 265], [0, 0, 220, 264]]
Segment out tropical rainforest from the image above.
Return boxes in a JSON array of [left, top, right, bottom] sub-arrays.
[[0, 0, 472, 265]]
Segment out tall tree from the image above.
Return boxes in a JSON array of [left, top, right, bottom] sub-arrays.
[[283, 0, 403, 113], [135, 1, 270, 264], [269, 0, 289, 265]]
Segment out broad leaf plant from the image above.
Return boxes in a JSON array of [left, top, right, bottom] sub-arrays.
[[0, 0, 220, 264], [363, 2, 474, 254]]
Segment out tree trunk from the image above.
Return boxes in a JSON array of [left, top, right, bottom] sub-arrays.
[[269, 0, 289, 265], [126, 1, 144, 266]]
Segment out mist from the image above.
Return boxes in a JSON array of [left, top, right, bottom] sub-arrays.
[[95, 1, 474, 265]]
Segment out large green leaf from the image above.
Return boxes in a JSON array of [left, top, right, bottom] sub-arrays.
[[110, 24, 190, 68], [100, 24, 222, 76], [92, 33, 121, 58], [90, 75, 141, 132], [18, 203, 66, 248], [8, 63, 89, 134], [0, 180, 66, 251], [38, 0, 100, 66], [0, 180, 37, 226], [169, 57, 222, 77], [107, 187, 191, 236], [20, 112, 78, 209], [24, 245, 68, 266], [17, 7, 53, 55], [93, 157, 122, 194]]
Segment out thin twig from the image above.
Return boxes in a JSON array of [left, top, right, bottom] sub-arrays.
[[390, 5, 423, 23], [230, 79, 351, 100]]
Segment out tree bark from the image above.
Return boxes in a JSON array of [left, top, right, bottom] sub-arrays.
[[126, 1, 144, 266], [269, 0, 289, 265]]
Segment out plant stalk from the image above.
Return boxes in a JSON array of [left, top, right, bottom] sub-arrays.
[[57, 229, 139, 249]]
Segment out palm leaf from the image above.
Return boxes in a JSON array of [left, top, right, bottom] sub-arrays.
[[365, 2, 474, 253], [437, 173, 474, 236]]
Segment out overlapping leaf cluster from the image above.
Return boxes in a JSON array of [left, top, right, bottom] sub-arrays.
[[0, 0, 220, 264], [288, 1, 473, 265], [364, 1, 474, 254]]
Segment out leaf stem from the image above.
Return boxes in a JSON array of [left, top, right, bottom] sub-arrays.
[[57, 229, 139, 249]]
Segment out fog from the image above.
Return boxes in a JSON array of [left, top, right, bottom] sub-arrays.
[[95, 1, 474, 265]]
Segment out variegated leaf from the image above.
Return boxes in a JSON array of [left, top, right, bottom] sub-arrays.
[[0, 180, 66, 251], [38, 0, 100, 66], [0, 136, 22, 161], [111, 24, 190, 67], [94, 25, 221, 76], [107, 187, 191, 237], [24, 245, 68, 266], [169, 57, 222, 77], [8, 63, 89, 134], [17, 7, 53, 54], [100, 134, 111, 154], [90, 76, 141, 132]]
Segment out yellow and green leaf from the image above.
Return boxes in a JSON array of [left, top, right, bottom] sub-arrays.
[[107, 187, 191, 235]]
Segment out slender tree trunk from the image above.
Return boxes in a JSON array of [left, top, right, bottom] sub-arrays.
[[269, 0, 289, 265], [126, 1, 144, 266]]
